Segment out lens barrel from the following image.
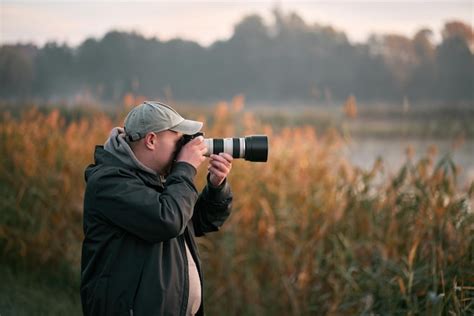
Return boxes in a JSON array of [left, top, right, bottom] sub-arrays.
[[204, 135, 268, 162]]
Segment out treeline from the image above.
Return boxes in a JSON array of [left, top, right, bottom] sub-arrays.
[[1, 10, 473, 103]]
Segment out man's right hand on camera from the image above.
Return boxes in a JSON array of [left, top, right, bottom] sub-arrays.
[[176, 136, 207, 170]]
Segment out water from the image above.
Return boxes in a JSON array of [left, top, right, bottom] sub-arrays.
[[343, 137, 474, 187]]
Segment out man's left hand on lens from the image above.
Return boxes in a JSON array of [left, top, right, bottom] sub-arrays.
[[208, 153, 233, 187]]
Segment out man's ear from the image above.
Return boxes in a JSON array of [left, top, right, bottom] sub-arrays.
[[144, 132, 157, 150]]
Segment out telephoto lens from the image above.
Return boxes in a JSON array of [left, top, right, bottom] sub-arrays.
[[203, 135, 268, 162]]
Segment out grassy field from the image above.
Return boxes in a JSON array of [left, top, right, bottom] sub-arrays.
[[0, 97, 473, 315]]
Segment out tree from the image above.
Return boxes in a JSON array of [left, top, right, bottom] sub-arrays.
[[435, 21, 474, 100], [0, 13, 472, 103], [0, 45, 36, 98], [371, 34, 418, 95], [408, 29, 436, 99], [34, 42, 76, 97]]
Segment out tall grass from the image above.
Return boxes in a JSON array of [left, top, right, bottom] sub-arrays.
[[0, 107, 115, 266], [0, 98, 472, 315]]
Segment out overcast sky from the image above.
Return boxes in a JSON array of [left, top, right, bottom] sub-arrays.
[[1, 1, 473, 47]]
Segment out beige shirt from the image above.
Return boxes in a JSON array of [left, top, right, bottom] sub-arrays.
[[185, 242, 201, 316]]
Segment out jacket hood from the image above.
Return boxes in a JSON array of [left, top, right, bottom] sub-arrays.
[[85, 127, 158, 183], [103, 127, 156, 176]]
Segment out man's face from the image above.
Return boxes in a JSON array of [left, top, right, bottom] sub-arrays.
[[153, 130, 183, 176]]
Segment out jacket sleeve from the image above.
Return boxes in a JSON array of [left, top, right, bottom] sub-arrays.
[[88, 162, 198, 243], [192, 174, 233, 237]]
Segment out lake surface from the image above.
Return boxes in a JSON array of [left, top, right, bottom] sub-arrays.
[[343, 137, 474, 187]]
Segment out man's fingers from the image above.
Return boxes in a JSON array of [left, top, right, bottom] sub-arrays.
[[188, 135, 204, 146], [209, 159, 231, 171], [195, 135, 204, 143], [208, 166, 226, 179], [177, 135, 207, 169], [214, 153, 233, 163], [209, 165, 229, 176], [183, 136, 205, 150], [210, 154, 232, 167], [199, 144, 208, 154], [185, 136, 207, 154], [208, 153, 233, 185], [219, 153, 234, 162], [209, 160, 230, 173]]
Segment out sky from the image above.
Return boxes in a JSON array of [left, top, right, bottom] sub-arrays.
[[1, 1, 473, 47]]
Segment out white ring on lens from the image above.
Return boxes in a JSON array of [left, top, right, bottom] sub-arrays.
[[204, 138, 212, 157], [224, 138, 233, 156], [239, 138, 245, 158]]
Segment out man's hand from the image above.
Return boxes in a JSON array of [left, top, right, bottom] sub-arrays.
[[176, 136, 207, 170], [208, 153, 233, 187]]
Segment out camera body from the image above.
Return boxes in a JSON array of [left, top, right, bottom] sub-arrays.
[[178, 132, 268, 162], [181, 132, 204, 145]]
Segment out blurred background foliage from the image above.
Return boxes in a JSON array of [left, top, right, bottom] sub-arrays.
[[0, 11, 473, 104]]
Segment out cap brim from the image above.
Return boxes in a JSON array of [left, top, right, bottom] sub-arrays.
[[169, 119, 203, 135]]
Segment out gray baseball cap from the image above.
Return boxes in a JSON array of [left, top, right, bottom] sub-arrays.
[[124, 101, 203, 141]]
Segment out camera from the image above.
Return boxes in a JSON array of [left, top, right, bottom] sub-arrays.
[[178, 132, 268, 162]]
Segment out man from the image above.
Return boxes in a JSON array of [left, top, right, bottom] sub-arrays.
[[80, 101, 233, 316]]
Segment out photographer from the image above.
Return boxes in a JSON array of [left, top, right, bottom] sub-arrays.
[[80, 101, 233, 316]]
